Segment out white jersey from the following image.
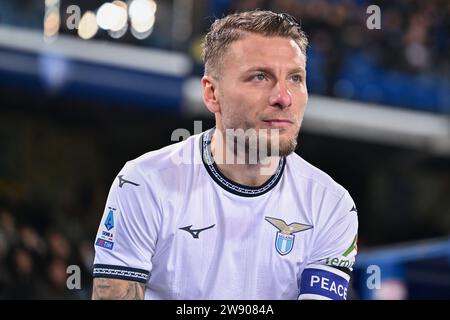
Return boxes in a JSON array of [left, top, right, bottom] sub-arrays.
[[93, 129, 358, 300]]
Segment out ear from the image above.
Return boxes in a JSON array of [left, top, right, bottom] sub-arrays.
[[201, 75, 220, 113]]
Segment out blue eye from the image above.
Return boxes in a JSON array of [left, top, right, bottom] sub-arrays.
[[255, 73, 266, 81], [291, 75, 302, 83]]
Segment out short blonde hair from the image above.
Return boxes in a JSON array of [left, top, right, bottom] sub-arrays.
[[202, 10, 308, 77]]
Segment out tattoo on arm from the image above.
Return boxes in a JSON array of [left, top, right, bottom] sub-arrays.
[[92, 278, 145, 300]]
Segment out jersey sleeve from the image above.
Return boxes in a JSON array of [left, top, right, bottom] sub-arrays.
[[298, 191, 358, 300], [93, 161, 162, 284]]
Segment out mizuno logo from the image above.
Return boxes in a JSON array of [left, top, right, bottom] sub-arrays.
[[118, 175, 140, 188], [179, 224, 215, 239]]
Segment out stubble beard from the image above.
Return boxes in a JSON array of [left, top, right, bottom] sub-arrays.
[[223, 127, 300, 165]]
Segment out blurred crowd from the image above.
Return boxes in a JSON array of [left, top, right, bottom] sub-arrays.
[[1, 0, 448, 111], [0, 209, 93, 299], [223, 0, 450, 107], [1, 0, 448, 78], [231, 0, 449, 75]]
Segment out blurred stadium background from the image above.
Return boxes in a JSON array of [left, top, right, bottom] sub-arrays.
[[0, 0, 449, 300]]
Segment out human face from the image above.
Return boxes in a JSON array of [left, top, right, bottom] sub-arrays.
[[215, 33, 308, 157]]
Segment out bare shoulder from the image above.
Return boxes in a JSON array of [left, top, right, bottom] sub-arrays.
[[92, 278, 145, 300]]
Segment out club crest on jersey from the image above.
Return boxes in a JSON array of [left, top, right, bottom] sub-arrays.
[[265, 217, 313, 256]]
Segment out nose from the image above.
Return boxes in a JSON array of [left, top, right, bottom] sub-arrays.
[[269, 81, 292, 109]]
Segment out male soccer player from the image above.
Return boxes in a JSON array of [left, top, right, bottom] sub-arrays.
[[92, 10, 358, 300]]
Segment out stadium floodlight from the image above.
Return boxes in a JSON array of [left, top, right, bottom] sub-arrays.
[[97, 2, 127, 31], [110, 5, 128, 32], [129, 0, 157, 19], [78, 11, 98, 40], [131, 13, 155, 33], [44, 9, 60, 38], [129, 0, 157, 39], [97, 3, 115, 30], [44, 0, 60, 42]]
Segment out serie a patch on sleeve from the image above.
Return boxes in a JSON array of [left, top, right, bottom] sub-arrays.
[[95, 206, 119, 250], [298, 264, 350, 300]]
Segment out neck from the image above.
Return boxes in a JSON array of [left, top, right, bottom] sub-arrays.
[[210, 129, 281, 187]]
